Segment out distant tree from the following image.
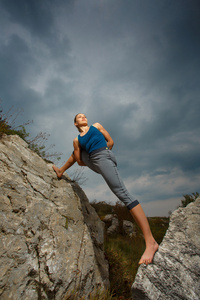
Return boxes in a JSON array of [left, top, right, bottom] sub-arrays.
[[178, 192, 199, 208], [90, 200, 113, 217], [113, 201, 131, 221]]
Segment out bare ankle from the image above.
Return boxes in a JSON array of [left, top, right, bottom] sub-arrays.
[[139, 241, 159, 265], [146, 239, 158, 247], [52, 165, 63, 178]]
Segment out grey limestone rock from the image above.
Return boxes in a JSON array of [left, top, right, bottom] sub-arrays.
[[132, 197, 200, 300], [103, 214, 136, 237], [123, 220, 136, 237], [0, 134, 109, 300], [103, 214, 115, 223], [106, 216, 119, 236]]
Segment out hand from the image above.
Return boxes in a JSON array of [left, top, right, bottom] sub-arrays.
[[107, 142, 114, 150]]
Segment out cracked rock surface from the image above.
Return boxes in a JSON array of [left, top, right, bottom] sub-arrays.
[[0, 134, 109, 300], [132, 197, 200, 300]]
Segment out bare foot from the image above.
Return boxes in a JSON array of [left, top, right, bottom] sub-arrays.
[[52, 165, 63, 178], [138, 241, 159, 265]]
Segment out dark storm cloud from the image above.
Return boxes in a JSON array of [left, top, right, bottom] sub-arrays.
[[95, 0, 200, 90], [44, 78, 82, 111], [89, 1, 200, 186], [0, 0, 75, 122], [0, 34, 41, 106], [1, 0, 54, 37]]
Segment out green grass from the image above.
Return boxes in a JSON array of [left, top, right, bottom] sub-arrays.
[[148, 217, 169, 244], [104, 220, 169, 299], [105, 235, 145, 299]]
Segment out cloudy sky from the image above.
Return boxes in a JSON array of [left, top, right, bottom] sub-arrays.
[[1, 0, 200, 216]]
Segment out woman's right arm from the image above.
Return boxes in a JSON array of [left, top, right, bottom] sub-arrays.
[[73, 137, 86, 166]]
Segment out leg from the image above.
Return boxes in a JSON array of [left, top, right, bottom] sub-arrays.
[[53, 150, 100, 178], [129, 204, 159, 265], [53, 153, 76, 178], [80, 150, 100, 174], [90, 150, 138, 207], [89, 150, 158, 264]]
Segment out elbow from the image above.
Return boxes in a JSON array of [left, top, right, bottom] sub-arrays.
[[77, 159, 84, 166]]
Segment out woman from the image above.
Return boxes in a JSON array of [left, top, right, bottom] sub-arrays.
[[53, 113, 158, 265]]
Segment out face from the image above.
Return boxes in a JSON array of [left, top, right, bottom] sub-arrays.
[[74, 113, 88, 127]]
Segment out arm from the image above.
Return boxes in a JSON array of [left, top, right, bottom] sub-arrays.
[[93, 122, 114, 150], [73, 137, 86, 166]]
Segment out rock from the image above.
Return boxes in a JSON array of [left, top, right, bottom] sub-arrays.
[[123, 220, 135, 237], [103, 214, 115, 223], [0, 134, 109, 300], [103, 215, 136, 237], [70, 182, 109, 291], [132, 197, 200, 300], [107, 216, 119, 236]]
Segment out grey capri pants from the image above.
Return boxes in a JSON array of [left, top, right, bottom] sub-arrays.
[[81, 148, 139, 210]]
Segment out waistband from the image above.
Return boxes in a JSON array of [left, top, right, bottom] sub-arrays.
[[89, 146, 109, 156]]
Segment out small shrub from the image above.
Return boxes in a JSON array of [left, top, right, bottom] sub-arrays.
[[178, 192, 199, 208], [90, 201, 113, 218], [71, 167, 88, 186], [0, 106, 30, 139], [0, 104, 62, 162]]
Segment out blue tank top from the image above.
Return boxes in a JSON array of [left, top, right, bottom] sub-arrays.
[[78, 125, 107, 154]]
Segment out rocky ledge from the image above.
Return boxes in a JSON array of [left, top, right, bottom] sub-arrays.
[[132, 197, 200, 300], [0, 134, 109, 300]]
